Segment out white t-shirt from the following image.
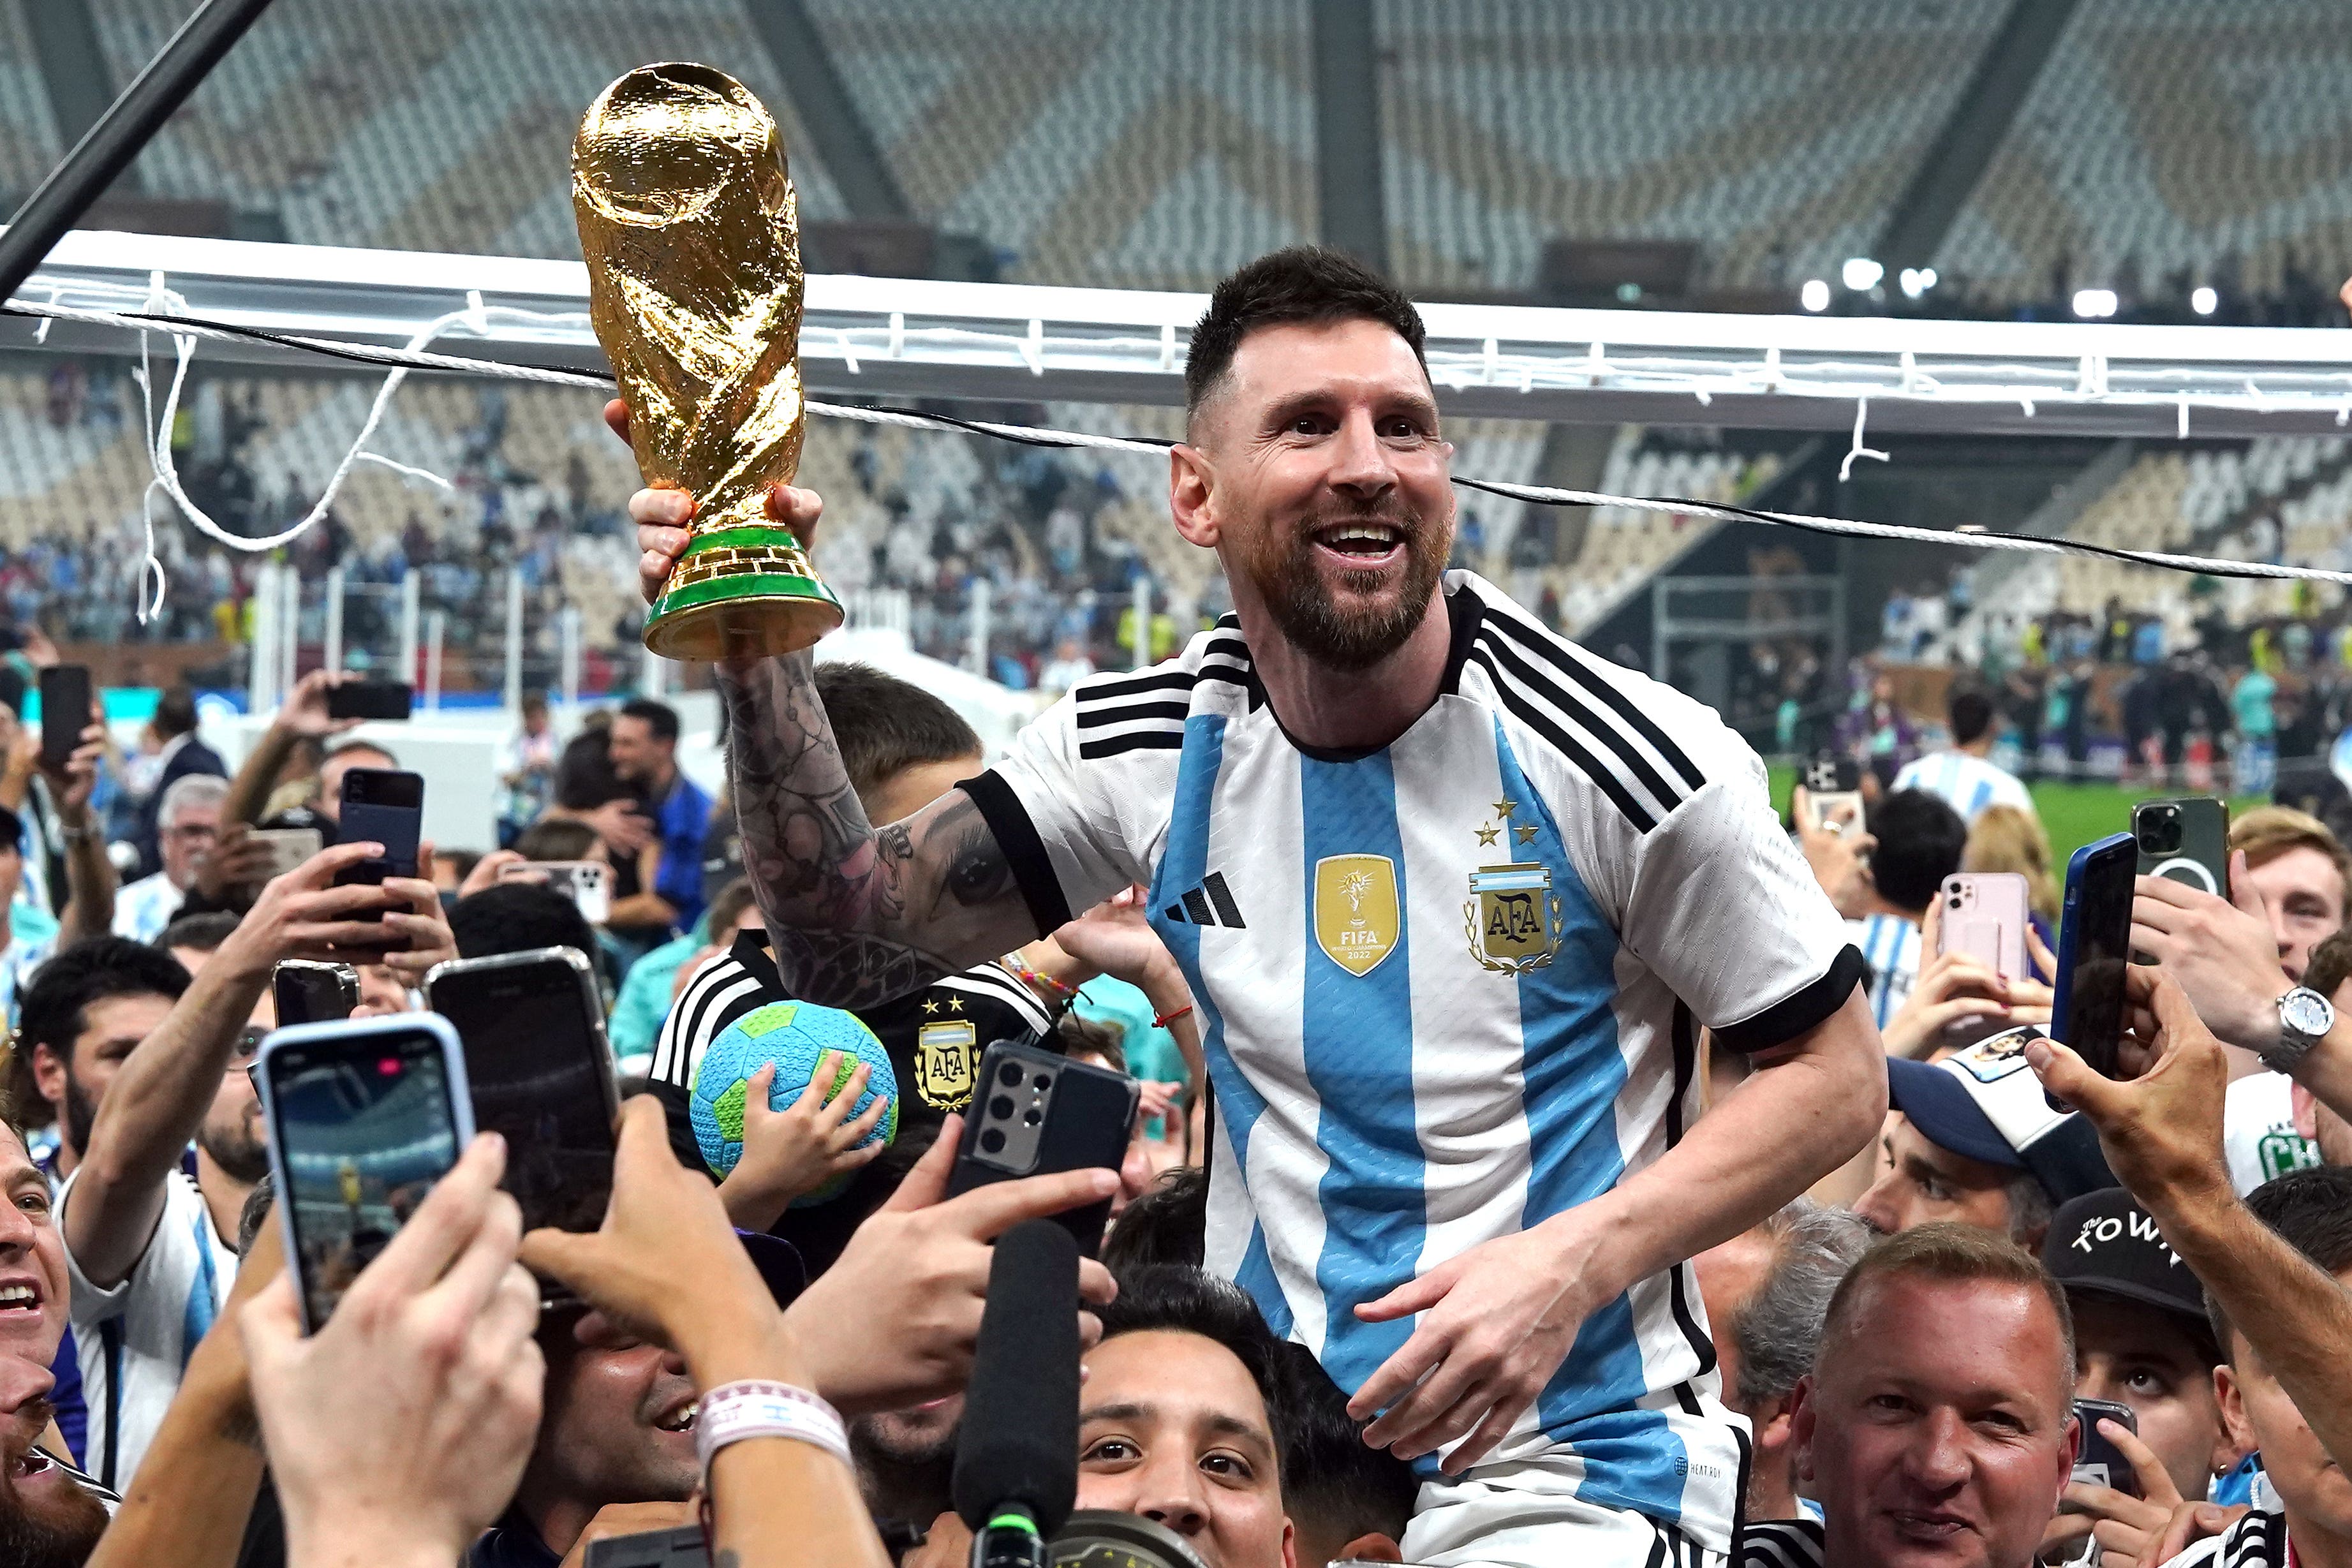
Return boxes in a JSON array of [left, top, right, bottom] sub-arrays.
[[110, 871, 186, 945], [1892, 750, 2036, 823], [969, 573, 1857, 1550], [2224, 1072, 2322, 1195], [59, 1167, 239, 1489]]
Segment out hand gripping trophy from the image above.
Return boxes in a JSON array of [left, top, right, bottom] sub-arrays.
[[573, 62, 843, 661]]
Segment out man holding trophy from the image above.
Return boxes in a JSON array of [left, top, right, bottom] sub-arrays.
[[586, 63, 1884, 1568]]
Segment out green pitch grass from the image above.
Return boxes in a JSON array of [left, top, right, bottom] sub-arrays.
[[1765, 768, 2263, 868]]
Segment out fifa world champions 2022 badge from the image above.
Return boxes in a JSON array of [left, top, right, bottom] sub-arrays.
[[1465, 794, 1564, 973]]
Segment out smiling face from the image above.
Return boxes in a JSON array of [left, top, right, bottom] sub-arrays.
[[520, 1310, 700, 1550], [1077, 1329, 1296, 1568], [2243, 845, 2346, 982], [0, 1130, 64, 1369], [1172, 318, 1454, 674], [1794, 1274, 2076, 1568], [0, 1353, 107, 1568]]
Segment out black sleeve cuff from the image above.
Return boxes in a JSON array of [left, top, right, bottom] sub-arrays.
[[1712, 945, 1867, 1055], [958, 771, 1074, 934], [638, 1079, 716, 1180]]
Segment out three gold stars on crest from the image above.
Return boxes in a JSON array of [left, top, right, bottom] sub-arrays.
[[1476, 795, 1539, 849]]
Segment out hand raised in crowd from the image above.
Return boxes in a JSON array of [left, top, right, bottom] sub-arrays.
[[2038, 1417, 2185, 1564], [40, 709, 106, 817], [1881, 895, 2057, 1059], [783, 1113, 1120, 1416], [215, 841, 417, 978], [2027, 965, 2230, 1206], [2136, 1499, 2252, 1568], [373, 857, 459, 993], [192, 820, 282, 910], [270, 667, 365, 742], [716, 1053, 892, 1231], [1791, 785, 1875, 921], [608, 397, 824, 609], [2131, 854, 2293, 1055], [240, 1133, 543, 1568], [458, 847, 524, 899]]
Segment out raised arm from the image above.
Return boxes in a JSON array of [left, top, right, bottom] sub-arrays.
[[52, 718, 115, 946], [221, 670, 359, 827]]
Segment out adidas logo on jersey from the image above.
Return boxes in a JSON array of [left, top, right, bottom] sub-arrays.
[[1161, 871, 1246, 929]]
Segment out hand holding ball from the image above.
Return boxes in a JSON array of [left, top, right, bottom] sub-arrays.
[[690, 1002, 898, 1206]]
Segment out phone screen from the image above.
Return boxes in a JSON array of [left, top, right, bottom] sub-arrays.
[[265, 1026, 464, 1330], [429, 952, 615, 1233], [2071, 1398, 2140, 1497], [38, 667, 90, 773], [273, 964, 357, 1028], [2058, 835, 2137, 1077]]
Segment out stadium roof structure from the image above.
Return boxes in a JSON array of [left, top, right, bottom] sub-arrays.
[[8, 227, 2352, 442]]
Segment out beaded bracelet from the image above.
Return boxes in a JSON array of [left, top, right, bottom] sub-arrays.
[[693, 1380, 851, 1476]]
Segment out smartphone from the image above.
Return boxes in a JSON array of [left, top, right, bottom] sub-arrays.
[[425, 947, 618, 1236], [37, 665, 90, 773], [1937, 873, 2030, 981], [2133, 798, 2230, 897], [273, 961, 358, 1028], [2071, 1397, 2140, 1497], [1801, 752, 1866, 838], [332, 769, 424, 922], [499, 859, 611, 924], [584, 1526, 709, 1568], [252, 827, 325, 879], [2053, 832, 2137, 1079], [325, 679, 413, 723], [256, 1014, 473, 1332], [947, 1039, 1139, 1258]]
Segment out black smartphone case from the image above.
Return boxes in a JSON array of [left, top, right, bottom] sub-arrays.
[[2134, 799, 2230, 896], [38, 670, 88, 772], [947, 1040, 1139, 1257]]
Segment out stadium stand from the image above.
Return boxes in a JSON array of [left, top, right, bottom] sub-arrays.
[[1937, 0, 2352, 312], [797, 0, 1315, 291], [1377, 0, 2009, 296], [87, 0, 847, 258], [0, 1, 63, 207]]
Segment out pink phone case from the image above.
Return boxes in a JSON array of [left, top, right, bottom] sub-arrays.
[[1937, 873, 2030, 981]]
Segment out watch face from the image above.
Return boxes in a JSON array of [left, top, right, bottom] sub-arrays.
[[2284, 989, 2334, 1038]]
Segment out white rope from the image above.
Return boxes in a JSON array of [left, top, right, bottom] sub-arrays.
[[18, 294, 2352, 595]]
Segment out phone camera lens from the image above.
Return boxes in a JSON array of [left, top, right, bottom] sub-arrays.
[[1948, 896, 1962, 910], [1024, 1107, 1043, 1126], [998, 1063, 1023, 1087], [979, 1128, 1006, 1155], [988, 1095, 1014, 1121], [1032, 1072, 1055, 1088]]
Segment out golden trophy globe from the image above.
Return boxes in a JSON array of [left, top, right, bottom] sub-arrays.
[[573, 62, 843, 662]]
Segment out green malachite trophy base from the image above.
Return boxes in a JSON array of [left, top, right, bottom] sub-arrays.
[[642, 525, 844, 662]]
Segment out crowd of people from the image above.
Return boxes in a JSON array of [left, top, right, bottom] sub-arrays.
[[0, 245, 2346, 1568]]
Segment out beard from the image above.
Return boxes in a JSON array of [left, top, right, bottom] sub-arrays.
[[0, 1458, 109, 1568], [1238, 495, 1447, 673], [59, 1076, 94, 1166], [196, 1114, 269, 1186]]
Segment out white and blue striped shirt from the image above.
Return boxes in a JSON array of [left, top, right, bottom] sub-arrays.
[[1849, 912, 1921, 1030], [110, 872, 186, 945], [973, 574, 1859, 1553], [1891, 750, 2035, 824]]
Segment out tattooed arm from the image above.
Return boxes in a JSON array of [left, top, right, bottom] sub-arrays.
[[721, 651, 1035, 1007]]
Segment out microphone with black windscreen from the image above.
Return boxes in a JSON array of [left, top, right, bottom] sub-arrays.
[[954, 1218, 1081, 1568]]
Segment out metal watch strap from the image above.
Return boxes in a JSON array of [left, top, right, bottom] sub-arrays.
[[2264, 987, 2333, 1074]]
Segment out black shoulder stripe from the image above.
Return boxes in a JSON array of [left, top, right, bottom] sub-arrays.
[[1074, 699, 1191, 730], [958, 772, 1074, 932], [1478, 632, 1685, 817], [1077, 730, 1187, 760], [1196, 666, 1251, 688], [1482, 609, 1707, 792], [1470, 651, 1658, 832], [1081, 668, 1195, 702]]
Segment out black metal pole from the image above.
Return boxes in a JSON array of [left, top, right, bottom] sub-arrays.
[[0, 0, 279, 306]]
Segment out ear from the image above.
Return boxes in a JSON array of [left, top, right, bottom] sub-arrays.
[[1278, 1516, 1298, 1568], [2214, 1363, 2260, 1456], [2291, 1081, 2320, 1141], [1752, 1398, 1795, 1461], [1335, 1533, 1405, 1564], [1169, 444, 1219, 549], [2058, 1406, 2083, 1499], [1788, 1374, 1820, 1486], [27, 1042, 64, 1108]]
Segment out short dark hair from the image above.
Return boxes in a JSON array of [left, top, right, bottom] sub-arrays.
[[1098, 1266, 1288, 1470], [448, 884, 598, 963], [324, 737, 397, 769], [2212, 1167, 2352, 1361], [1867, 788, 1971, 915], [1100, 1167, 1209, 1274], [1056, 1013, 1125, 1074], [1183, 246, 1428, 418], [153, 684, 200, 739], [1276, 1344, 1417, 1555], [813, 663, 980, 811], [619, 699, 680, 746], [706, 877, 758, 938], [156, 911, 240, 956], [514, 818, 600, 864], [2302, 924, 2352, 1003], [1948, 686, 1996, 746], [18, 937, 190, 1067]]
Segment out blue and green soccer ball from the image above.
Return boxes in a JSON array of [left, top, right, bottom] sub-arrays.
[[689, 1001, 899, 1206]]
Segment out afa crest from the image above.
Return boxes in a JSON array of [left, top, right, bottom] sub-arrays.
[[1465, 795, 1563, 972], [914, 1020, 979, 1111], [1313, 854, 1400, 978]]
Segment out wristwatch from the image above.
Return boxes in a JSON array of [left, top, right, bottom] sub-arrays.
[[2265, 986, 2336, 1075]]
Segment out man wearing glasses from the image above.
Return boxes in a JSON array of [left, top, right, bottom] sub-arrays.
[[111, 776, 228, 945]]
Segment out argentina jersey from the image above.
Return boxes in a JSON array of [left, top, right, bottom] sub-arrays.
[[963, 571, 1860, 1553]]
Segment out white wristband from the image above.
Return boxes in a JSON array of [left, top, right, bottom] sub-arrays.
[[694, 1380, 852, 1474]]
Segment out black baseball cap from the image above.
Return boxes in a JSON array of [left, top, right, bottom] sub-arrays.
[[2041, 1187, 2206, 1322], [1884, 1028, 2113, 1206]]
